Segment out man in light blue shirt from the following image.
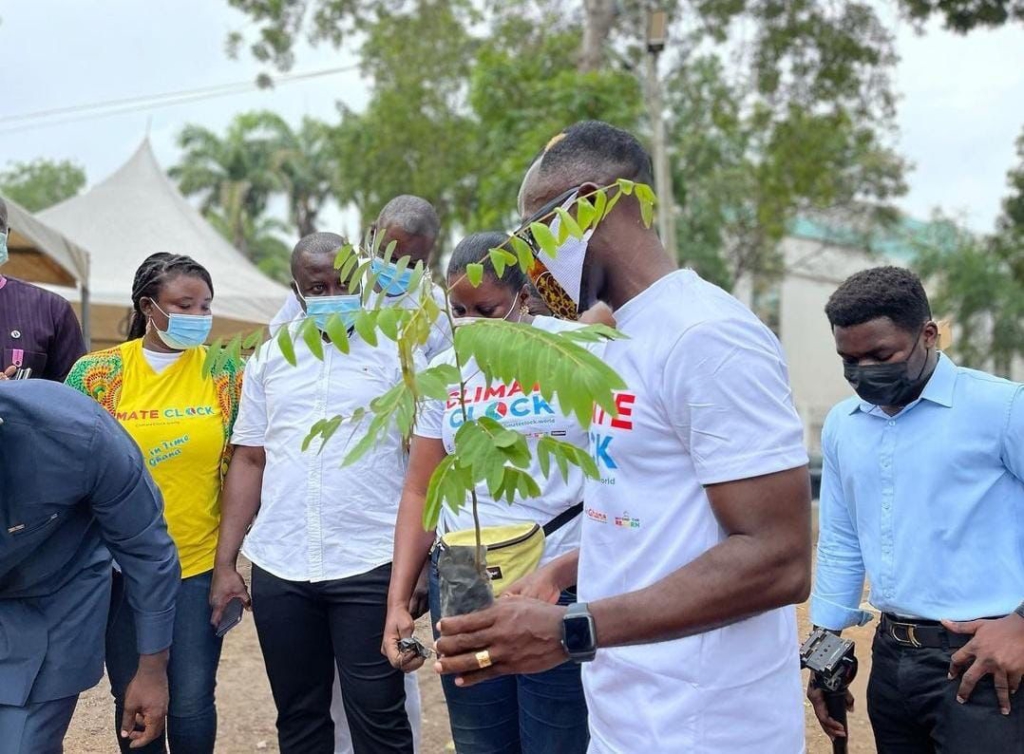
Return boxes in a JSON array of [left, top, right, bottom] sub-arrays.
[[808, 266, 1024, 752]]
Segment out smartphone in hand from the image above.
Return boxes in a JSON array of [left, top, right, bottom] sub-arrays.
[[215, 597, 245, 637]]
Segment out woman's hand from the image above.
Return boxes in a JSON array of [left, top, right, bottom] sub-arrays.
[[209, 565, 251, 627], [382, 605, 426, 672]]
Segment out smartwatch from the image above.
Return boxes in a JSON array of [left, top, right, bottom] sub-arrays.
[[562, 602, 597, 663]]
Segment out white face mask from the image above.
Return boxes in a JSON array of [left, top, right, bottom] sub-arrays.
[[536, 191, 594, 307], [451, 296, 519, 329]]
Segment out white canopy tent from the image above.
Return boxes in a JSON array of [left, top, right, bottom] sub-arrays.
[[40, 140, 289, 349]]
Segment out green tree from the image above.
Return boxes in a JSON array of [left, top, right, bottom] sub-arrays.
[[169, 114, 282, 258], [0, 158, 87, 211], [467, 18, 644, 230], [917, 132, 1024, 376], [329, 0, 480, 260], [895, 0, 1024, 32], [261, 114, 339, 236], [207, 210, 293, 283]]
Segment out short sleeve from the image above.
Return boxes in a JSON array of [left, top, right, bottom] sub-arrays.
[[664, 317, 808, 486], [230, 349, 269, 446]]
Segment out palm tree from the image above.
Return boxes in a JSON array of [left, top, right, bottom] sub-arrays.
[[169, 114, 281, 258], [261, 114, 338, 237], [206, 209, 293, 284]]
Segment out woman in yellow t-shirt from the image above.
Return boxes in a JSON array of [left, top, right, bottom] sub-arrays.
[[66, 252, 242, 754]]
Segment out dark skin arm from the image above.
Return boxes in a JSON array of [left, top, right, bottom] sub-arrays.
[[382, 436, 448, 672], [434, 466, 811, 685], [209, 445, 265, 627], [121, 651, 170, 748]]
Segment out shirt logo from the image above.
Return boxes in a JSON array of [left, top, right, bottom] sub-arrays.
[[589, 392, 637, 478], [614, 511, 641, 529], [586, 507, 608, 523]]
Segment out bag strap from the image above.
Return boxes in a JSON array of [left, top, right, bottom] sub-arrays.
[[543, 502, 584, 537]]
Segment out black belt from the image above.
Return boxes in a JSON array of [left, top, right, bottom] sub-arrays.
[[880, 613, 971, 650]]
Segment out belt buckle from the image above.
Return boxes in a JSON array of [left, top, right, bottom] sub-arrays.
[[889, 620, 922, 648]]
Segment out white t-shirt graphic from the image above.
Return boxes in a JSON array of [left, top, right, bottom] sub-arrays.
[[580, 270, 808, 753], [416, 316, 600, 565]]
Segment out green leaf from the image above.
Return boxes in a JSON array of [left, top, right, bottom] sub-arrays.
[[575, 196, 597, 231], [617, 178, 635, 195], [337, 249, 359, 282], [593, 189, 608, 223], [466, 262, 485, 287], [529, 222, 559, 257], [353, 311, 378, 346], [242, 328, 265, 351], [277, 325, 297, 367], [488, 248, 508, 278], [603, 189, 623, 219], [334, 243, 355, 270], [556, 207, 584, 240], [324, 314, 350, 353], [383, 239, 398, 265], [635, 183, 657, 229], [378, 306, 400, 341], [510, 235, 534, 273], [406, 261, 426, 294], [202, 337, 224, 378], [300, 317, 324, 360]]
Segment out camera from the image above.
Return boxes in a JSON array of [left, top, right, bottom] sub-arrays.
[[800, 627, 857, 692]]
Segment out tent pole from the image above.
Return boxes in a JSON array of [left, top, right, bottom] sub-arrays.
[[81, 284, 91, 350]]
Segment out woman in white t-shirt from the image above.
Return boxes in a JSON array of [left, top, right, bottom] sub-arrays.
[[384, 232, 591, 754]]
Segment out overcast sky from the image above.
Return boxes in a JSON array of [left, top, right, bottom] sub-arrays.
[[3, 0, 1024, 233]]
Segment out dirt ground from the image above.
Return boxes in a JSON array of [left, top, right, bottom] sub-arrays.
[[65, 564, 878, 753]]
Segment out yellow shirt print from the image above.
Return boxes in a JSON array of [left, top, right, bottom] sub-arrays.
[[116, 339, 224, 578]]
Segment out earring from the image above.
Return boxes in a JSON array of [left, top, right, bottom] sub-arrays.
[[520, 303, 530, 317]]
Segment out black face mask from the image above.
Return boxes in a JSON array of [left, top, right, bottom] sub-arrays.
[[844, 335, 931, 407]]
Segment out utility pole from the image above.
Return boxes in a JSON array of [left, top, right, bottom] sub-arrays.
[[644, 7, 677, 259]]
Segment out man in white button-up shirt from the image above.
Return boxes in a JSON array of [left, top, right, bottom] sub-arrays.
[[211, 233, 418, 754]]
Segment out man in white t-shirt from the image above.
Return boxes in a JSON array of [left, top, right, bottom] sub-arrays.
[[434, 121, 812, 752]]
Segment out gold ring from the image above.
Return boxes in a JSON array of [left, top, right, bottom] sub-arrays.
[[475, 650, 493, 669]]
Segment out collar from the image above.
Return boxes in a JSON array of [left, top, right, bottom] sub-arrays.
[[849, 352, 956, 415]]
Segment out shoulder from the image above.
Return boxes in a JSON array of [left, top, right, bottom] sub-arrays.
[[67, 345, 125, 379], [944, 361, 1022, 418], [822, 398, 860, 447], [0, 380, 106, 432], [5, 277, 75, 311]]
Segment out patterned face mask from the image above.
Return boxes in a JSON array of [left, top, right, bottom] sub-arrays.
[[515, 185, 589, 320]]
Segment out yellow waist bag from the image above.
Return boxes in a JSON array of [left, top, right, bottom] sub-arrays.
[[440, 503, 583, 597]]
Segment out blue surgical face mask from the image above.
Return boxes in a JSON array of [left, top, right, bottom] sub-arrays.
[[298, 290, 362, 331], [0, 231, 8, 267], [371, 257, 414, 296], [151, 303, 213, 350]]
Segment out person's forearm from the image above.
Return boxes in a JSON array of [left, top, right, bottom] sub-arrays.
[[389, 491, 437, 609], [546, 548, 580, 590], [136, 650, 169, 674], [215, 448, 264, 568], [591, 533, 808, 649]]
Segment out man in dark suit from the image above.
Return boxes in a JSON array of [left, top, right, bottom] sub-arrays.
[[0, 380, 180, 752]]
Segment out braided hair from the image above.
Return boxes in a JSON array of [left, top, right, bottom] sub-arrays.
[[128, 253, 214, 341]]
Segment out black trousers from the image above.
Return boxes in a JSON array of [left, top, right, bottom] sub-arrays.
[[250, 563, 413, 754], [867, 624, 1024, 753]]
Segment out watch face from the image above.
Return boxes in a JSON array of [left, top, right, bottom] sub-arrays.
[[563, 614, 594, 654]]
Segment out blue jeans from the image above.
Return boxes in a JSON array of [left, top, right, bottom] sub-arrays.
[[429, 549, 589, 754], [106, 569, 223, 754]]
